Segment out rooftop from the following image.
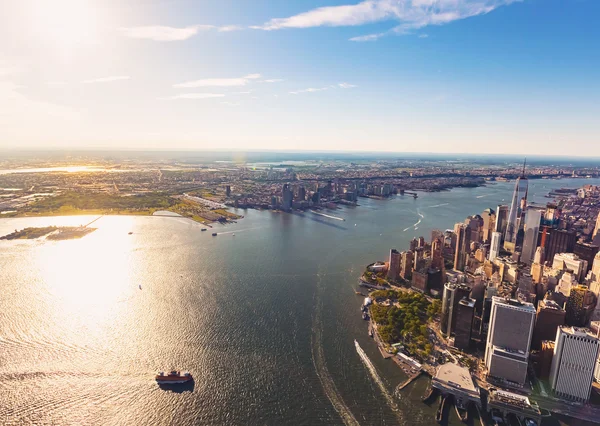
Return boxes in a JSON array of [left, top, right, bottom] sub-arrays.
[[433, 363, 477, 395]]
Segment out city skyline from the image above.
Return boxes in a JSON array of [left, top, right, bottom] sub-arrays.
[[1, 0, 599, 155]]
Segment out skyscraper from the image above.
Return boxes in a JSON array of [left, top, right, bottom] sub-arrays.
[[454, 298, 475, 350], [531, 299, 565, 350], [504, 160, 528, 252], [521, 207, 542, 264], [495, 205, 509, 238], [481, 208, 496, 243], [454, 223, 469, 272], [441, 283, 471, 336], [550, 326, 600, 402], [387, 249, 401, 281], [543, 229, 576, 267], [400, 251, 414, 280], [489, 231, 501, 262], [282, 184, 293, 211], [485, 297, 536, 386]]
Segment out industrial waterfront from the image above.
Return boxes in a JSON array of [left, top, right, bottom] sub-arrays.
[[1, 178, 599, 425]]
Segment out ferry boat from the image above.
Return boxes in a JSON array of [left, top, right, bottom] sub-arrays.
[[201, 228, 207, 232], [212, 233, 218, 236], [155, 371, 193, 384]]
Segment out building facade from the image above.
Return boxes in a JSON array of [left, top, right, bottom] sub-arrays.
[[485, 297, 536, 386], [550, 326, 600, 402]]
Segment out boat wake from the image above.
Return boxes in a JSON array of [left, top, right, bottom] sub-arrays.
[[311, 280, 359, 426], [475, 195, 487, 199], [427, 203, 449, 208], [403, 210, 424, 232], [354, 340, 403, 422], [312, 211, 345, 221]]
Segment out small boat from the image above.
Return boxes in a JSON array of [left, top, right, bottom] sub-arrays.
[[128, 231, 133, 235], [362, 312, 369, 320], [212, 233, 217, 236], [139, 285, 142, 290], [201, 228, 207, 232], [232, 233, 235, 236], [155, 370, 193, 384], [368, 328, 374, 338]]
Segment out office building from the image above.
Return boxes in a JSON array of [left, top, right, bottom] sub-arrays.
[[454, 223, 469, 272], [489, 231, 501, 262], [521, 207, 542, 264], [550, 326, 600, 402], [481, 208, 496, 244], [552, 253, 588, 282], [297, 185, 306, 201], [531, 300, 565, 350], [430, 237, 444, 270], [485, 297, 536, 386], [589, 251, 600, 283], [282, 184, 293, 211], [441, 283, 471, 336], [543, 229, 577, 268], [565, 285, 595, 327], [574, 243, 598, 276], [409, 238, 418, 251], [454, 298, 475, 350], [400, 250, 414, 280], [387, 249, 401, 281], [495, 205, 509, 239], [543, 203, 561, 227], [504, 162, 528, 252]]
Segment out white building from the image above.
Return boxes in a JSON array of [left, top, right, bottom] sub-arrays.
[[550, 326, 600, 402], [489, 231, 501, 262], [552, 253, 588, 283], [485, 297, 536, 386]]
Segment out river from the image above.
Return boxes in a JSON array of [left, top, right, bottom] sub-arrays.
[[1, 177, 597, 425]]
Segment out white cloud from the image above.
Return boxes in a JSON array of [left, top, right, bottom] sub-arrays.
[[255, 0, 520, 40], [173, 74, 261, 88], [218, 25, 244, 32], [83, 76, 130, 84], [350, 33, 385, 41], [121, 25, 213, 41], [338, 82, 357, 88], [289, 87, 329, 95], [418, 33, 429, 38], [221, 101, 242, 106], [160, 93, 225, 100], [259, 79, 284, 83]]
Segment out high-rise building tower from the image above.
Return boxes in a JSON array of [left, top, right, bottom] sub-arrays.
[[495, 205, 509, 238], [565, 285, 595, 327], [454, 224, 469, 272], [485, 297, 536, 386], [550, 326, 600, 402], [489, 231, 501, 262], [521, 207, 542, 265], [282, 184, 293, 211], [454, 298, 476, 350], [481, 208, 496, 244], [441, 283, 471, 336], [387, 249, 401, 281], [531, 299, 565, 350], [504, 160, 528, 252], [430, 237, 444, 271], [543, 229, 577, 267], [400, 251, 414, 280]]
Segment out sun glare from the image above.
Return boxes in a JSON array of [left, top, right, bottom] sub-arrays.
[[30, 0, 100, 52]]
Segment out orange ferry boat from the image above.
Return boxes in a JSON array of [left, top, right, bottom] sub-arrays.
[[155, 371, 193, 384]]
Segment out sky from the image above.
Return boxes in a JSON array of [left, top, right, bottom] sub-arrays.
[[0, 0, 599, 155]]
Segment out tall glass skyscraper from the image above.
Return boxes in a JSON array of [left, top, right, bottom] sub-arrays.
[[504, 161, 528, 252]]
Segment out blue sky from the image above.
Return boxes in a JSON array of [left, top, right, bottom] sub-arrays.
[[0, 0, 599, 155]]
